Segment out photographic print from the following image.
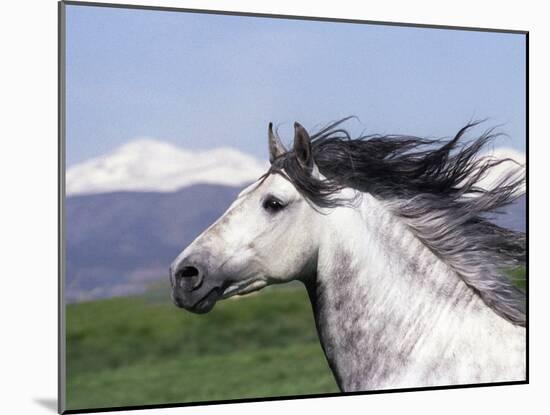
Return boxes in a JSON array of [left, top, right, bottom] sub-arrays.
[[59, 1, 527, 413]]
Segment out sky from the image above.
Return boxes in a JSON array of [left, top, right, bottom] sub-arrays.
[[65, 4, 526, 167]]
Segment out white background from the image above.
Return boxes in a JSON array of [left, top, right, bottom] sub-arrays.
[[1, 0, 547, 414]]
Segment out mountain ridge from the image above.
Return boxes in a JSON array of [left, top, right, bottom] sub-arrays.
[[66, 184, 525, 302]]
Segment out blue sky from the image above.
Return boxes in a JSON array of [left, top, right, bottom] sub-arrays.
[[65, 4, 526, 167]]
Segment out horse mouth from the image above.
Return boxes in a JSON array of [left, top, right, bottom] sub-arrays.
[[174, 278, 267, 313], [176, 287, 221, 314], [220, 278, 267, 299]]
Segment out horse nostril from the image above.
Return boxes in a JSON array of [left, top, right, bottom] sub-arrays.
[[178, 266, 199, 278], [175, 265, 204, 291]]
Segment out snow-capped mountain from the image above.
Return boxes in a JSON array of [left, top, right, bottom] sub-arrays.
[[476, 147, 525, 192], [66, 138, 269, 195], [66, 138, 524, 196]]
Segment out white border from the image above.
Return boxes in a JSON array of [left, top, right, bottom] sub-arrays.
[[2, 1, 548, 414]]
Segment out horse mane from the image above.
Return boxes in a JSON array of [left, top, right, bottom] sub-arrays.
[[269, 117, 526, 326]]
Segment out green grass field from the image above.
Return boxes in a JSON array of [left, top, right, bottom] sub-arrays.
[[66, 267, 525, 411], [66, 282, 338, 411]]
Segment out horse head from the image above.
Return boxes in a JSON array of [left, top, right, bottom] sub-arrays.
[[170, 122, 321, 313]]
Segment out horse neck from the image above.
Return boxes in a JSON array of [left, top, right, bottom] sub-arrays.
[[305, 193, 521, 391]]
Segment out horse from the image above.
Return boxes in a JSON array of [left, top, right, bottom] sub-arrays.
[[170, 118, 526, 392]]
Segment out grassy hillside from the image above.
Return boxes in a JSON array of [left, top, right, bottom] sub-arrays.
[[66, 282, 337, 411], [508, 265, 527, 291], [66, 268, 526, 411]]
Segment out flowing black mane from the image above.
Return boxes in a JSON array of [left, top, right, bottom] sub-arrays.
[[269, 117, 526, 326]]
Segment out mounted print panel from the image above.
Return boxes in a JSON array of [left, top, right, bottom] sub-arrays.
[[59, 1, 527, 413]]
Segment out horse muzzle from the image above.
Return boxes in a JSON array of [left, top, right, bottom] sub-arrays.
[[170, 255, 224, 314]]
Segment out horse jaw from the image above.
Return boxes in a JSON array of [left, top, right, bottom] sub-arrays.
[[221, 279, 268, 299]]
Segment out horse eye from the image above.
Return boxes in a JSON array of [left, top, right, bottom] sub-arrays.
[[263, 196, 286, 212]]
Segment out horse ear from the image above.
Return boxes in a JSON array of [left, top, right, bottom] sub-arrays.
[[268, 122, 287, 163], [293, 122, 313, 170]]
